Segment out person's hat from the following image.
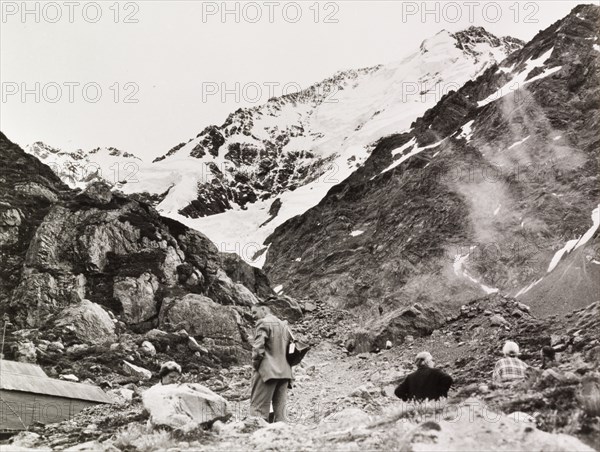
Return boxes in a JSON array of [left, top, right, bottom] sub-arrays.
[[502, 341, 520, 356], [159, 361, 182, 378]]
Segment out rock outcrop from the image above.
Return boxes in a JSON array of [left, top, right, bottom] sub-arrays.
[[0, 132, 273, 364]]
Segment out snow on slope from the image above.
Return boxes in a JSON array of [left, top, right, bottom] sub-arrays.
[[25, 142, 142, 190], [124, 28, 522, 267], [513, 203, 600, 298], [376, 138, 447, 177], [547, 204, 600, 273], [478, 47, 559, 107]]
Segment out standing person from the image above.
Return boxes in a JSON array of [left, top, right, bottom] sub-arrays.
[[249, 304, 293, 422], [395, 351, 453, 401], [492, 340, 528, 383]]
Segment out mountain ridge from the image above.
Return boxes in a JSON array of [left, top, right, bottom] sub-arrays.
[[263, 3, 600, 348]]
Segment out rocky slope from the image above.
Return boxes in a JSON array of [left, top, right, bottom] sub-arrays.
[[0, 132, 279, 367], [264, 4, 600, 345], [6, 296, 599, 451], [91, 27, 521, 266]]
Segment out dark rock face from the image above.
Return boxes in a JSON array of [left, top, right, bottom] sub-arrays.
[[264, 5, 600, 336], [191, 126, 226, 159], [452, 26, 524, 59], [0, 133, 272, 352]]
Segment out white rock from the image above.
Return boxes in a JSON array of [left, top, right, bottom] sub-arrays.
[[48, 341, 65, 352], [188, 336, 208, 354], [122, 361, 152, 381], [63, 440, 106, 451], [142, 383, 231, 429], [8, 431, 42, 449], [66, 344, 89, 354], [139, 341, 156, 357], [490, 314, 509, 326], [59, 374, 79, 382], [508, 411, 536, 424]]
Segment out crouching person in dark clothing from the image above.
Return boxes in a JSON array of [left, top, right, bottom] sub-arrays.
[[395, 351, 453, 401]]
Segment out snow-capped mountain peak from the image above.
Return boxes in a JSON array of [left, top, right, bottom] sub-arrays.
[[24, 142, 142, 190], [26, 26, 523, 267], [113, 26, 523, 267]]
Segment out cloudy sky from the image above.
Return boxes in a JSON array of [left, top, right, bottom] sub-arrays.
[[0, 1, 589, 160]]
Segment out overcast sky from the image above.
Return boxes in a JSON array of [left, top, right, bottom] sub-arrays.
[[0, 1, 591, 160]]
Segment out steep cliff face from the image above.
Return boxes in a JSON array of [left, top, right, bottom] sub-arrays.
[[264, 4, 600, 345], [0, 132, 274, 361]]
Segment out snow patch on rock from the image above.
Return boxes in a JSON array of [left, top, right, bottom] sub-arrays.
[[478, 48, 558, 107], [547, 204, 600, 273]]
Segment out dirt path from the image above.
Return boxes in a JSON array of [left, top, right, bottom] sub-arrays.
[[201, 338, 593, 452]]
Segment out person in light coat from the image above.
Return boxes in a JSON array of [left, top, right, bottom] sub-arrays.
[[249, 304, 293, 422]]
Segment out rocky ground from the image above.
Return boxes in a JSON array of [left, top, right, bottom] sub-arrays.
[[4, 296, 599, 451]]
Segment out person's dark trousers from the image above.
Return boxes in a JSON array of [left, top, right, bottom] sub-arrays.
[[249, 372, 289, 422]]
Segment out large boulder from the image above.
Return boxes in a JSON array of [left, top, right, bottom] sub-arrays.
[[55, 299, 116, 344], [263, 296, 303, 323], [159, 293, 241, 342], [11, 270, 86, 327], [347, 303, 444, 353], [142, 383, 231, 429], [219, 252, 274, 299], [207, 270, 259, 307], [113, 272, 160, 324]]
